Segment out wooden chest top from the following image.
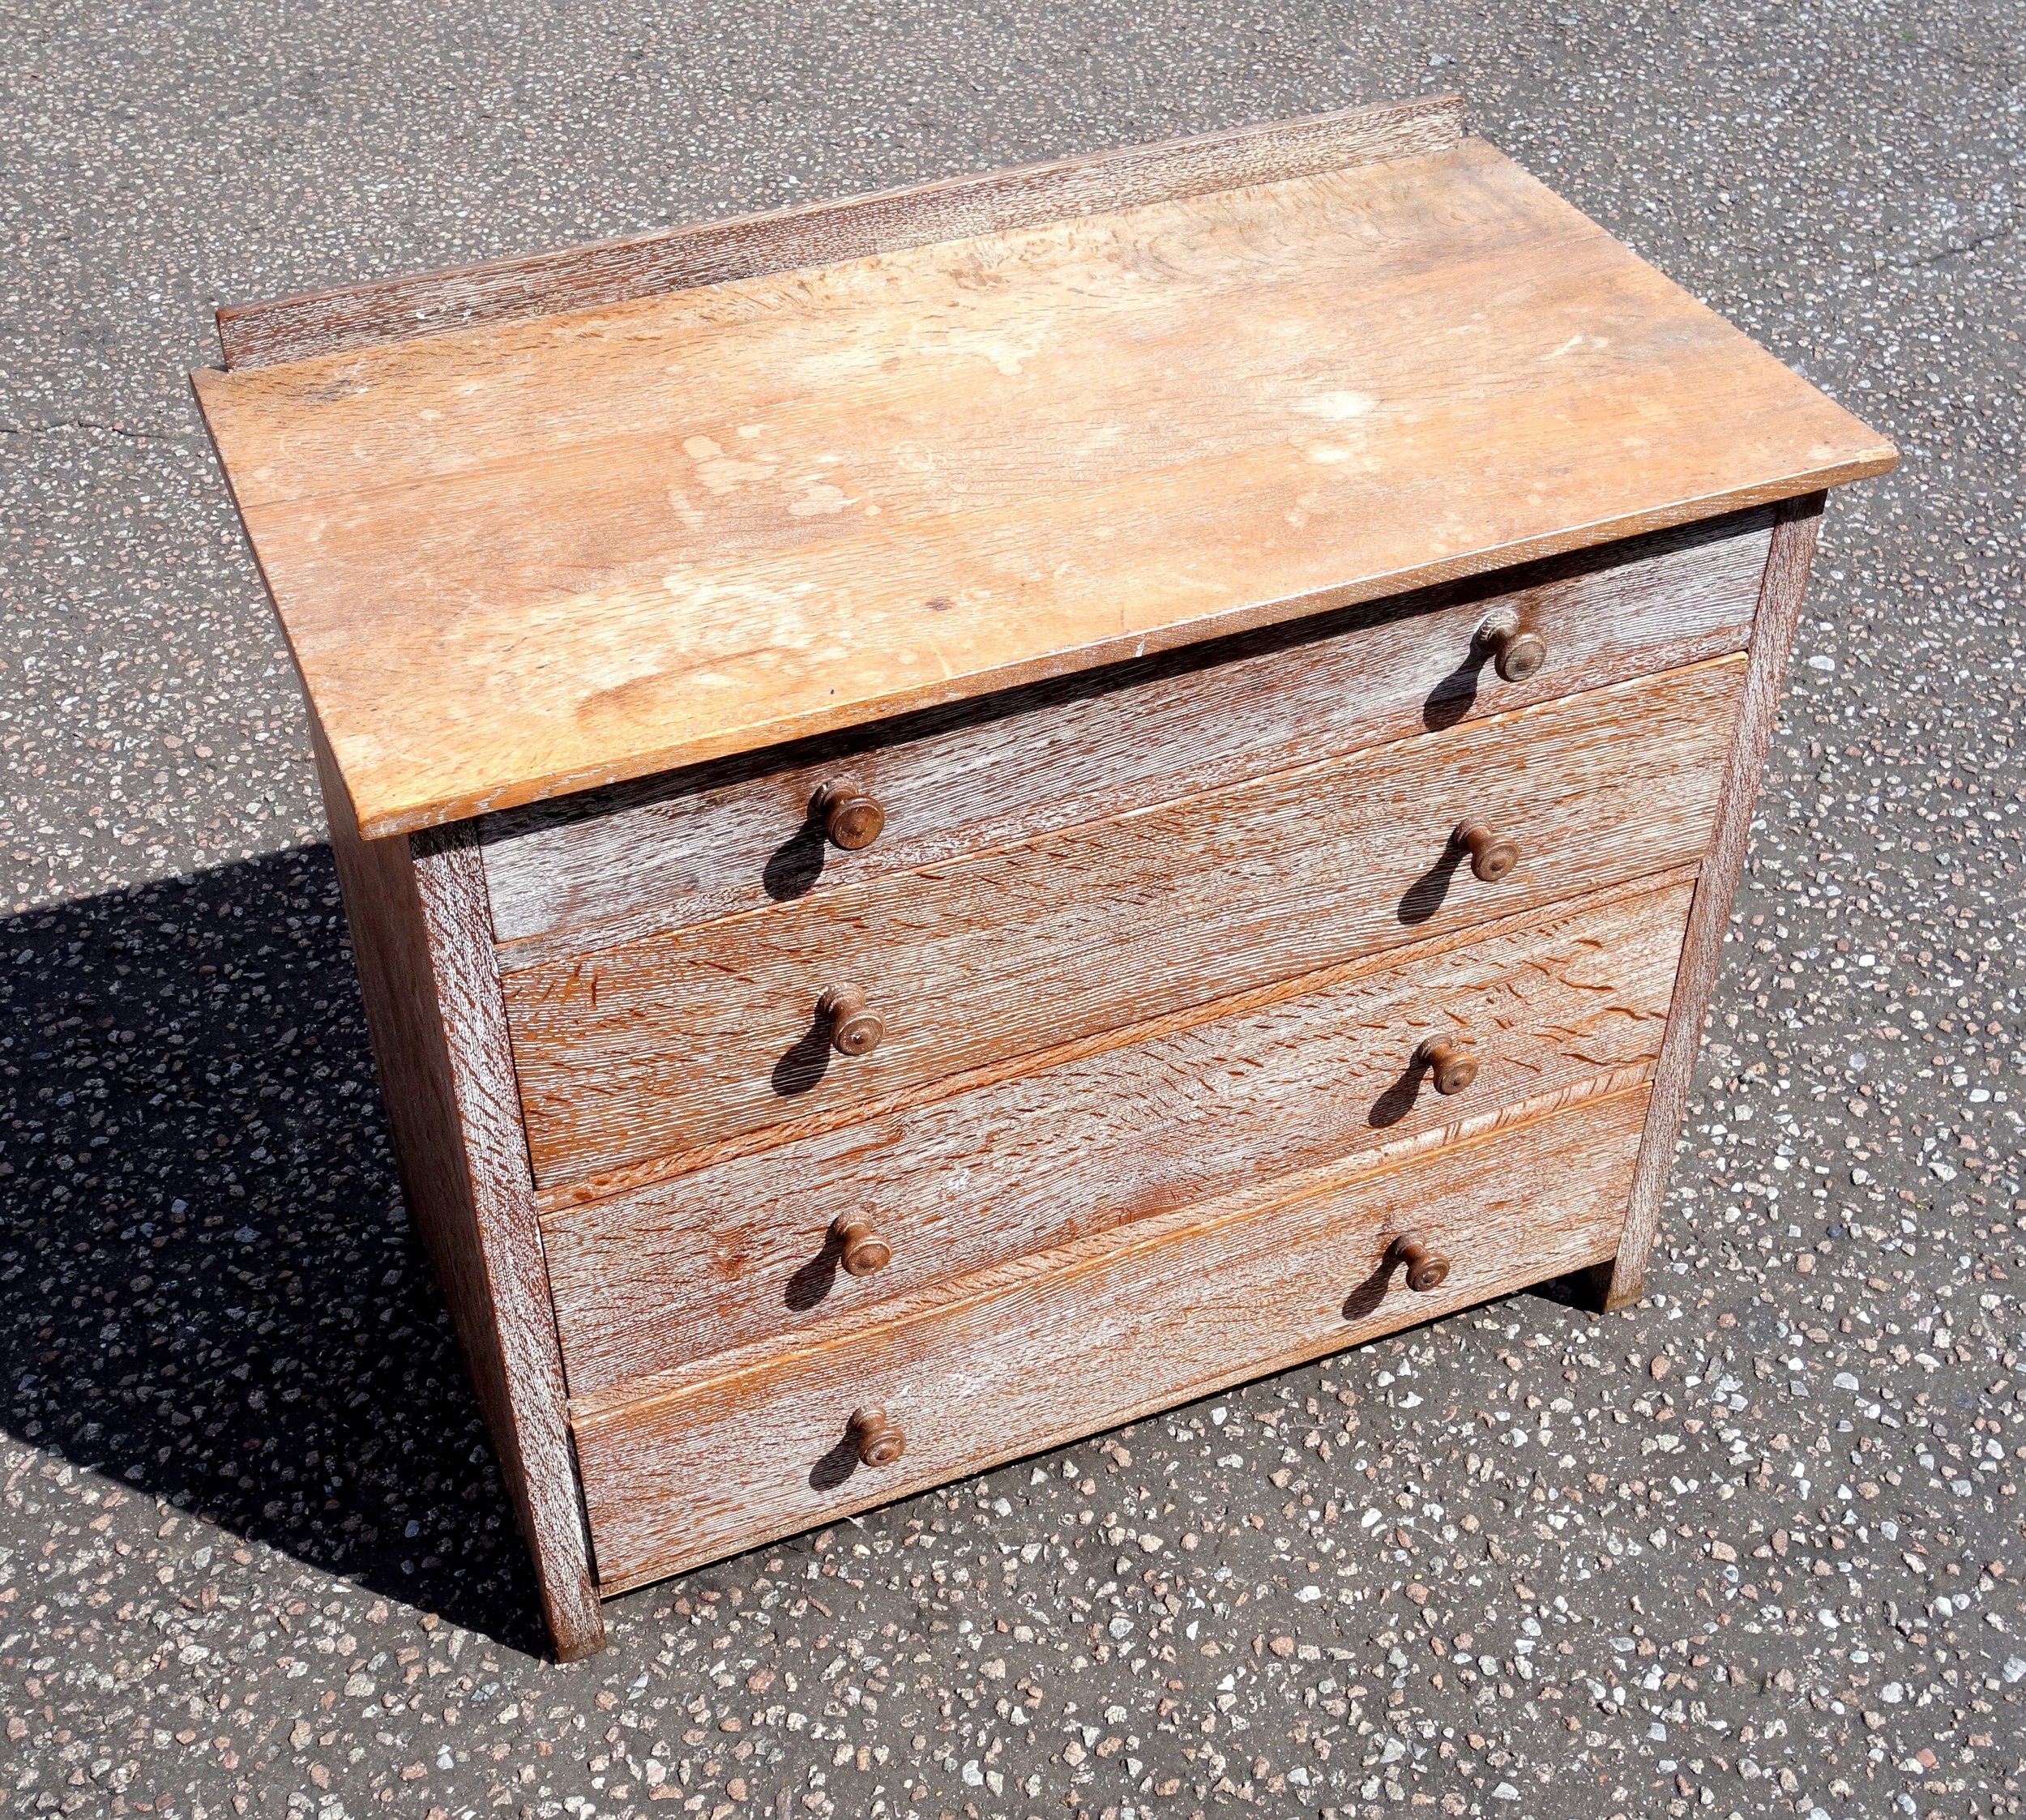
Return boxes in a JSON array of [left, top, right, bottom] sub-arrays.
[[192, 99, 1891, 839]]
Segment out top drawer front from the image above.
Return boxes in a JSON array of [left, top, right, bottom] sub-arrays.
[[480, 512, 1770, 956], [503, 658, 1744, 1190]]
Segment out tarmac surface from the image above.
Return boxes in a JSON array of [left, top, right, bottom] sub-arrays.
[[3, 2, 2024, 1817]]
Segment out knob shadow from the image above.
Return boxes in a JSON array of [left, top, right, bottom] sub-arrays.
[[1397, 840, 1464, 926], [1421, 648, 1490, 732], [762, 812, 827, 903], [772, 1011, 834, 1098], [784, 1228, 844, 1312], [808, 1428, 862, 1493], [1366, 1055, 1427, 1129], [1340, 1256, 1397, 1323]]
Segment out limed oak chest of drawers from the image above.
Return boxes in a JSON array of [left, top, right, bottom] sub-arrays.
[[193, 95, 1893, 1658]]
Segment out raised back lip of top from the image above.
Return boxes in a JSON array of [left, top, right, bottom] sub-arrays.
[[208, 92, 1466, 373]]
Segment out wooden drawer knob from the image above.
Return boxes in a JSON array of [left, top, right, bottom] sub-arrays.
[[849, 1407, 905, 1467], [1390, 1231, 1451, 1293], [1413, 1035, 1478, 1096], [1453, 818, 1520, 884], [817, 986, 884, 1057], [831, 1215, 892, 1276], [1477, 607, 1547, 682], [813, 780, 885, 851]]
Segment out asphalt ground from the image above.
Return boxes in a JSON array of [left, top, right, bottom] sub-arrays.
[[2, 2, 2023, 1817]]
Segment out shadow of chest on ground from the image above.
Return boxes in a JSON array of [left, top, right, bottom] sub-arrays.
[[0, 847, 548, 1651]]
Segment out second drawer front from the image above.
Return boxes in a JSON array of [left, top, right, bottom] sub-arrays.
[[542, 875, 1692, 1398], [506, 657, 1742, 1189], [571, 1082, 1649, 1594]]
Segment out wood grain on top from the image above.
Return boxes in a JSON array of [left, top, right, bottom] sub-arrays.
[[193, 126, 1894, 839]]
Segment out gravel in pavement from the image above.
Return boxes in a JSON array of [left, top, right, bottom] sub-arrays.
[[2, 2, 2022, 1817]]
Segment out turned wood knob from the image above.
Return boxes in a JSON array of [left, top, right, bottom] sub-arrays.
[[812, 780, 885, 851], [1413, 1035, 1479, 1096], [817, 986, 884, 1057], [1390, 1231, 1451, 1293], [849, 1407, 905, 1467], [1477, 608, 1547, 683], [1453, 818, 1520, 884], [831, 1215, 892, 1277]]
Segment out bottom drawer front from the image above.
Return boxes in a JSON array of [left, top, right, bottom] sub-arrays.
[[574, 1082, 1649, 1593]]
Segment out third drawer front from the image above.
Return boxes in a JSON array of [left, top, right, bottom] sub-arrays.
[[570, 1079, 1650, 1595], [541, 874, 1693, 1399], [504, 656, 1742, 1190]]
